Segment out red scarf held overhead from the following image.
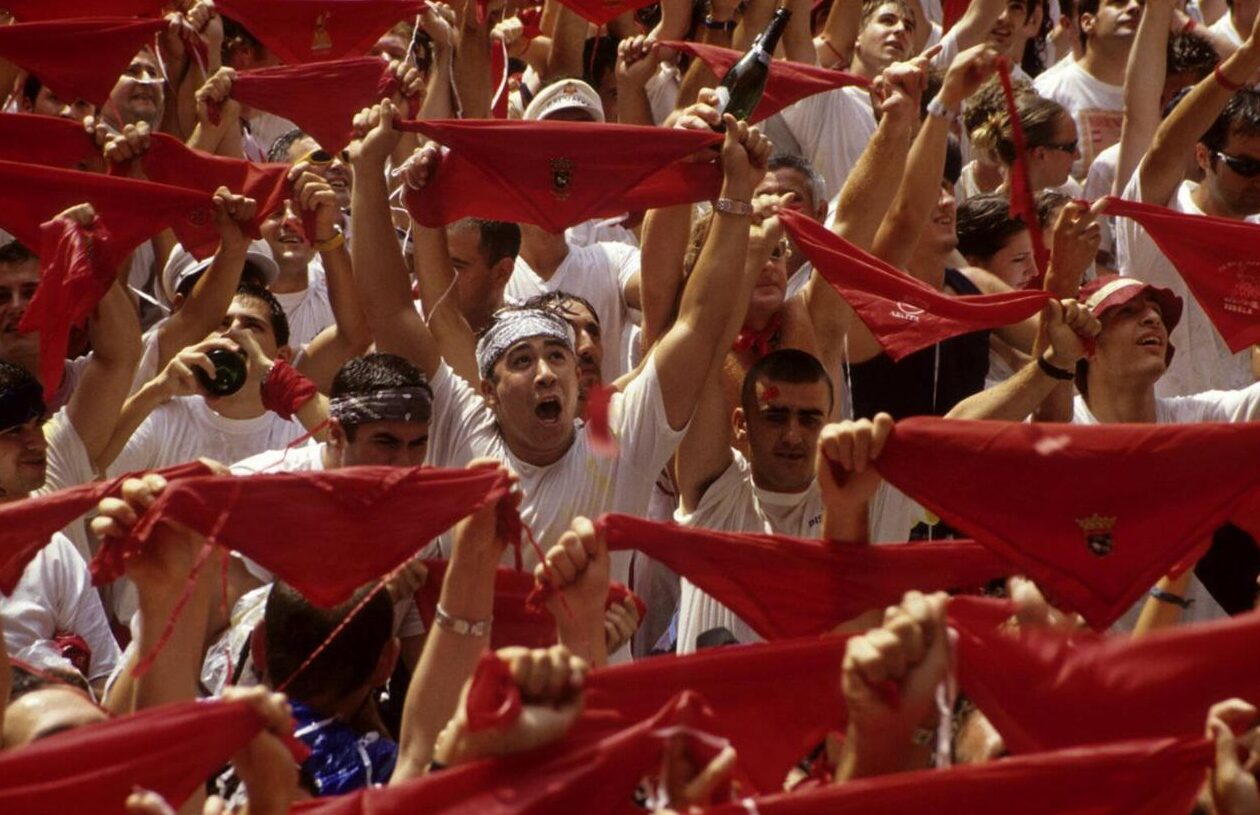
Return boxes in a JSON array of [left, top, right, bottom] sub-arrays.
[[0, 461, 210, 595], [93, 466, 522, 607], [1105, 196, 1260, 352], [214, 0, 427, 65], [0, 113, 101, 170], [996, 58, 1049, 287], [397, 119, 724, 232], [216, 57, 395, 154], [703, 735, 1212, 815], [0, 0, 166, 20], [0, 18, 168, 106], [552, 0, 657, 26], [0, 698, 296, 815], [780, 211, 1051, 360], [598, 513, 1013, 641], [662, 41, 871, 123], [951, 596, 1260, 753], [875, 417, 1260, 629]]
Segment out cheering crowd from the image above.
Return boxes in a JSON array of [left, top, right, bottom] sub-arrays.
[[2, 0, 1260, 811]]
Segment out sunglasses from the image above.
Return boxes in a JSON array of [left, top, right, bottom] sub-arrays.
[[298, 148, 351, 166], [1215, 151, 1260, 178], [1040, 140, 1078, 155], [769, 239, 792, 262]]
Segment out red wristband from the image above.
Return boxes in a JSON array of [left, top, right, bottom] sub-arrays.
[[1182, 17, 1197, 33], [260, 358, 317, 419], [1214, 64, 1245, 92]]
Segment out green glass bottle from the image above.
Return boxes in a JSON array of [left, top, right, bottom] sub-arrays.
[[713, 7, 792, 127], [195, 348, 249, 397]]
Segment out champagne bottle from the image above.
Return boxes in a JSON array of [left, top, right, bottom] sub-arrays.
[[713, 7, 791, 127], [194, 348, 249, 397]]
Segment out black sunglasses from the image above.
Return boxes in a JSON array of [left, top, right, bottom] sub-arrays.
[[1216, 150, 1260, 178], [1040, 140, 1078, 155]]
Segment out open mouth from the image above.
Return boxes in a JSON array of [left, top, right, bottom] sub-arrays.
[[1137, 335, 1163, 350], [535, 397, 562, 424], [277, 232, 305, 245]]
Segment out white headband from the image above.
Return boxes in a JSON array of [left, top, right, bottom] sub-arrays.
[[476, 308, 575, 379]]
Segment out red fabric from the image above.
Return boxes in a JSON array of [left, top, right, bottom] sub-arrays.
[[0, 18, 167, 106], [951, 595, 1260, 753], [781, 210, 1051, 360], [260, 358, 318, 418], [294, 691, 726, 815], [663, 41, 870, 122], [465, 650, 522, 732], [732, 311, 783, 358], [0, 0, 166, 20], [583, 383, 618, 457], [874, 417, 1260, 628], [224, 57, 394, 154], [703, 736, 1212, 815], [1104, 196, 1260, 352], [996, 59, 1049, 286], [548, 0, 657, 25], [214, 0, 427, 65], [95, 466, 519, 607], [598, 513, 1013, 641], [941, 0, 970, 31], [0, 461, 210, 594], [0, 113, 100, 170], [490, 37, 510, 119], [397, 119, 723, 231], [0, 698, 271, 815], [132, 133, 293, 259]]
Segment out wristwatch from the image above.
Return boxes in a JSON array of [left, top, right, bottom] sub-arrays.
[[313, 227, 346, 253], [714, 197, 754, 216], [703, 14, 737, 30], [435, 603, 492, 636]]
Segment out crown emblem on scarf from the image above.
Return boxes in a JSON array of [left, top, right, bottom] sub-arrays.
[[1076, 513, 1116, 557], [312, 12, 333, 52], [550, 157, 573, 201]]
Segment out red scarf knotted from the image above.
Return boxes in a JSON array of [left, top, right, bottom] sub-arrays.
[[875, 417, 1260, 628], [781, 210, 1051, 360], [996, 58, 1049, 287], [396, 119, 723, 231], [214, 0, 427, 65], [1105, 195, 1260, 352], [0, 112, 101, 170], [0, 18, 168, 106], [663, 41, 871, 123], [732, 311, 783, 359]]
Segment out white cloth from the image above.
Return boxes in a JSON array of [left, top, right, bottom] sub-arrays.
[[566, 217, 639, 248], [271, 258, 333, 350], [1034, 61, 1123, 178], [506, 241, 640, 382], [780, 86, 878, 207], [1083, 142, 1120, 270], [35, 410, 97, 559], [1, 533, 120, 681], [1209, 12, 1245, 47], [645, 61, 681, 126], [1115, 174, 1257, 396]]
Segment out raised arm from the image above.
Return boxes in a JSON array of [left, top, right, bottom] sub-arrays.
[[945, 0, 1011, 58], [348, 101, 442, 378], [615, 36, 660, 126], [816, 0, 863, 68], [418, 3, 459, 121], [816, 414, 894, 543], [1113, 0, 1175, 195], [70, 278, 142, 472], [534, 516, 612, 667]]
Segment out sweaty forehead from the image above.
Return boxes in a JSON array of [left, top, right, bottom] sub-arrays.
[[3, 688, 107, 748], [0, 258, 39, 284]]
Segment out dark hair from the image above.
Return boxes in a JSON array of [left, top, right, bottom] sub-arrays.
[[0, 359, 39, 393], [945, 135, 964, 186], [9, 662, 92, 702], [234, 282, 290, 347], [768, 154, 828, 210], [956, 194, 1029, 261], [1020, 0, 1055, 76], [582, 35, 620, 91], [1077, 0, 1100, 48], [268, 128, 310, 164], [522, 290, 601, 327], [449, 218, 521, 266], [965, 76, 1034, 141], [1201, 90, 1260, 154], [221, 15, 266, 65], [860, 0, 914, 27], [975, 95, 1069, 165], [0, 240, 36, 266], [1036, 188, 1072, 228], [1168, 32, 1218, 81], [20, 74, 42, 105], [263, 582, 394, 703], [330, 353, 432, 439], [740, 349, 834, 415]]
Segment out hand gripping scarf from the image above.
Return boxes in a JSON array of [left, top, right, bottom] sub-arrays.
[[780, 210, 1051, 360], [214, 0, 427, 65], [0, 0, 166, 21], [701, 735, 1213, 815], [0, 698, 294, 815], [874, 417, 1260, 628], [1105, 195, 1260, 352], [598, 513, 1014, 640], [217, 57, 396, 154], [662, 41, 871, 123], [0, 461, 210, 595], [397, 119, 724, 232], [0, 112, 100, 170], [292, 691, 731, 815], [996, 58, 1049, 287], [950, 595, 1260, 753], [92, 466, 521, 606], [0, 18, 168, 106]]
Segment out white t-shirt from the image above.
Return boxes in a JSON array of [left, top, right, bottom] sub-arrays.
[[1034, 61, 1123, 178], [506, 242, 640, 383], [109, 398, 307, 478], [645, 61, 681, 127], [425, 355, 686, 585], [1, 533, 120, 681], [35, 410, 97, 559], [271, 258, 333, 351], [1209, 12, 1245, 47], [780, 86, 878, 207], [1115, 174, 1257, 396]]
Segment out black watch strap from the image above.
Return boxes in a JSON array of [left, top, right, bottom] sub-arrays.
[[1037, 354, 1076, 381]]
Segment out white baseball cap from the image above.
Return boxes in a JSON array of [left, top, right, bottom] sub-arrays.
[[523, 79, 605, 123], [161, 239, 279, 304]]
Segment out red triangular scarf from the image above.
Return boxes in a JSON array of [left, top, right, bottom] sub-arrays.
[[996, 58, 1049, 287], [292, 691, 729, 815], [662, 41, 871, 123], [951, 597, 1260, 753], [702, 736, 1212, 815], [0, 0, 166, 21], [781, 210, 1051, 360], [214, 0, 427, 65], [125, 133, 295, 259], [397, 119, 723, 231], [490, 37, 510, 119], [941, 0, 970, 31], [550, 0, 656, 25], [874, 417, 1260, 628], [1105, 196, 1260, 352], [0, 698, 281, 815], [598, 513, 1014, 641], [94, 466, 519, 607], [0, 18, 168, 106], [223, 57, 394, 154], [0, 113, 100, 170], [0, 461, 210, 595]]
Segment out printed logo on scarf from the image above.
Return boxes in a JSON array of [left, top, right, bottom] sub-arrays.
[[1076, 513, 1116, 557], [891, 300, 926, 322], [550, 157, 574, 200], [1221, 261, 1260, 317], [312, 13, 333, 52]]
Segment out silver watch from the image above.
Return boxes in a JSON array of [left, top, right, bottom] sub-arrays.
[[435, 603, 492, 637]]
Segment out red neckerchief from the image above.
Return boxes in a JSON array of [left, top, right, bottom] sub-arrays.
[[732, 311, 783, 358]]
